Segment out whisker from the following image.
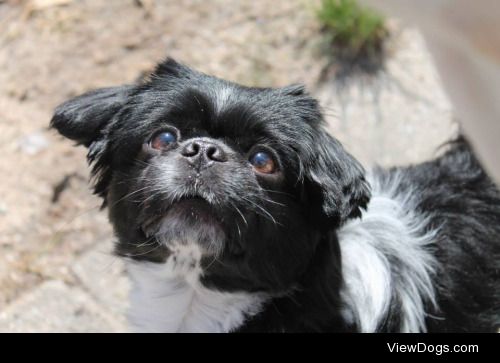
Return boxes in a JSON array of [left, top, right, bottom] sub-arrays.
[[108, 185, 157, 208], [258, 197, 286, 207], [260, 188, 294, 198], [204, 254, 221, 270], [135, 235, 160, 248], [231, 202, 248, 227], [236, 222, 242, 240], [241, 197, 281, 227], [124, 237, 163, 257]]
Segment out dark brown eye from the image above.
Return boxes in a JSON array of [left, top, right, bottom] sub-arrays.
[[150, 131, 177, 150], [249, 151, 277, 174]]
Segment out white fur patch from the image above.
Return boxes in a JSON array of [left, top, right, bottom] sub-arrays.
[[339, 171, 438, 332], [126, 243, 265, 333], [214, 85, 233, 113]]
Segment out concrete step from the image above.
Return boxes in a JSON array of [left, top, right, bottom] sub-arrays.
[[0, 280, 127, 332]]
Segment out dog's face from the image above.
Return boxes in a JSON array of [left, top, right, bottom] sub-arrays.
[[51, 59, 370, 294]]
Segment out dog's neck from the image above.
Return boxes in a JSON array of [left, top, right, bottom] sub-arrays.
[[234, 235, 349, 332], [125, 244, 266, 333], [126, 172, 438, 332]]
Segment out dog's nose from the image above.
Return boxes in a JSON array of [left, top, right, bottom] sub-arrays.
[[180, 139, 227, 169]]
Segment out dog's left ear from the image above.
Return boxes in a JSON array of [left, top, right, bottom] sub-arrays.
[[306, 129, 371, 225], [50, 85, 133, 147]]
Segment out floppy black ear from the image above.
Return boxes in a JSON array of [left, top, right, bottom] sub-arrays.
[[306, 129, 371, 225], [50, 85, 133, 147]]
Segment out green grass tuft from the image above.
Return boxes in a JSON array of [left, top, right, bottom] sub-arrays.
[[317, 0, 388, 72]]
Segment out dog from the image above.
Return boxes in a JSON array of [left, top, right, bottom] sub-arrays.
[[50, 58, 500, 332]]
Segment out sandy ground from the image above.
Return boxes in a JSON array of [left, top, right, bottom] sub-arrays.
[[0, 0, 455, 318]]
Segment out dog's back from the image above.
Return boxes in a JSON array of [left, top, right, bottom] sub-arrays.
[[376, 138, 500, 332]]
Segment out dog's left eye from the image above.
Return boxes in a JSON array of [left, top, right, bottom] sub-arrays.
[[150, 131, 177, 150], [249, 151, 277, 174]]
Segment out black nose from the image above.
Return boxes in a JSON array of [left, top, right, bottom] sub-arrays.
[[180, 139, 227, 169]]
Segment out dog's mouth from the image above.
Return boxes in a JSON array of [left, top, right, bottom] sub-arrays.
[[141, 195, 211, 227], [167, 196, 217, 221], [177, 195, 211, 206], [140, 194, 226, 253]]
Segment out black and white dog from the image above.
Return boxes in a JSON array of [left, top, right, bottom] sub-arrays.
[[51, 58, 500, 332]]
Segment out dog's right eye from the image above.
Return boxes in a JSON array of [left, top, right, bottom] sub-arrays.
[[150, 131, 177, 150]]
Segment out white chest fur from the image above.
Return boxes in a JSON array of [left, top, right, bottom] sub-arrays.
[[126, 244, 265, 333]]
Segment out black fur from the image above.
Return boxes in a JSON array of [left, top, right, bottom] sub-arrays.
[[51, 58, 500, 332], [377, 139, 500, 332]]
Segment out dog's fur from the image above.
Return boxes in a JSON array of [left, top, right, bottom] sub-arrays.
[[51, 58, 500, 332]]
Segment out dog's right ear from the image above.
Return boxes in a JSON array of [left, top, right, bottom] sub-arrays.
[[50, 85, 133, 147]]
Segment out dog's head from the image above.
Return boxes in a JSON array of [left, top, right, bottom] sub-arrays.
[[51, 58, 370, 293]]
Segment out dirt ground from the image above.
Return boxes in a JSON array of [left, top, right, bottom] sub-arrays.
[[0, 0, 455, 312]]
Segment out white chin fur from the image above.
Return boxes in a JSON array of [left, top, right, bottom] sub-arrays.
[[126, 243, 265, 333]]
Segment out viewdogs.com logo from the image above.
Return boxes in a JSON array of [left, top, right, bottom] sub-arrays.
[[387, 343, 478, 355]]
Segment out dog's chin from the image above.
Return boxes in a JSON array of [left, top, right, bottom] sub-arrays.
[[142, 196, 226, 257]]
